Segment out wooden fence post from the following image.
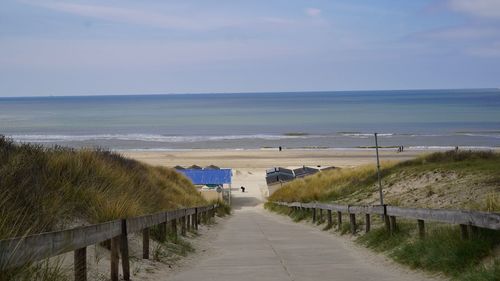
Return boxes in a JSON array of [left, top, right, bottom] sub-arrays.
[[349, 213, 356, 234], [365, 214, 371, 233], [181, 216, 187, 236], [171, 219, 178, 240], [194, 208, 199, 230], [110, 236, 120, 281], [389, 216, 397, 234], [120, 220, 130, 280], [159, 222, 167, 242], [142, 227, 150, 259], [74, 247, 87, 281], [417, 220, 425, 239], [191, 214, 196, 230], [312, 208, 317, 223], [337, 211, 342, 230], [327, 210, 333, 228], [460, 224, 469, 240], [319, 209, 323, 222], [187, 215, 191, 232], [468, 224, 478, 239], [384, 215, 391, 232]]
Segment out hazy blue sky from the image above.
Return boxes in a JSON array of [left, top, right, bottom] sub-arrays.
[[1, 0, 500, 96]]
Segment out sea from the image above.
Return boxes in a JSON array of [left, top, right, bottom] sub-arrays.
[[1, 89, 499, 151]]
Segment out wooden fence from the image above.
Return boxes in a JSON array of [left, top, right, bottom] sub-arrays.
[[0, 204, 218, 281], [275, 202, 500, 239]]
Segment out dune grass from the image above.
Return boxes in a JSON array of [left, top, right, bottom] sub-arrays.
[[0, 136, 205, 239], [0, 136, 207, 280], [268, 161, 397, 203], [269, 150, 500, 211]]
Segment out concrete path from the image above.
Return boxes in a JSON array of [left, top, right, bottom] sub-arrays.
[[169, 173, 434, 281]]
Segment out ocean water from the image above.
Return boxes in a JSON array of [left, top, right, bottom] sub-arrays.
[[1, 89, 500, 150]]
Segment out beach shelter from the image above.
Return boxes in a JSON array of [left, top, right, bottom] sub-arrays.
[[293, 166, 319, 178], [187, 164, 203, 170], [179, 169, 232, 185], [266, 167, 295, 186], [179, 168, 233, 204]]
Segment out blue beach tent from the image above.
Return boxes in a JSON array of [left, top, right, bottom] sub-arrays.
[[179, 169, 232, 185]]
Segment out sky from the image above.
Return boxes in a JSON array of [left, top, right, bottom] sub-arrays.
[[1, 0, 500, 97]]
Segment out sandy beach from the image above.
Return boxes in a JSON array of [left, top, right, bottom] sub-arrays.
[[122, 148, 425, 169]]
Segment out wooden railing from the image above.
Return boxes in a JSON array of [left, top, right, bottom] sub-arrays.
[[275, 201, 500, 238], [0, 204, 218, 281]]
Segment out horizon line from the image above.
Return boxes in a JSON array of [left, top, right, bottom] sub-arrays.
[[0, 87, 498, 99]]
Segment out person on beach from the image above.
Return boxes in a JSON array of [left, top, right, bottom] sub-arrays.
[[279, 146, 282, 151], [240, 186, 245, 192]]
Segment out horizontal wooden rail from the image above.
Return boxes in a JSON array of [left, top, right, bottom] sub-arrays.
[[0, 204, 218, 281], [276, 202, 500, 231], [0, 220, 121, 268], [385, 206, 499, 230]]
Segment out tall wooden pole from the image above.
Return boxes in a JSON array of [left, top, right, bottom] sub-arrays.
[[375, 133, 384, 205]]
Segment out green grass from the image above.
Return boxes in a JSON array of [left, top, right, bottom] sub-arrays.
[[0, 136, 207, 280], [357, 222, 500, 280], [459, 260, 500, 281]]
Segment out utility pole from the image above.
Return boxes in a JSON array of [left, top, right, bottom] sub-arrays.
[[374, 133, 384, 205]]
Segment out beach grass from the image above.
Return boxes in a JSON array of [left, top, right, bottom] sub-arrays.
[[0, 136, 206, 280], [269, 150, 500, 211]]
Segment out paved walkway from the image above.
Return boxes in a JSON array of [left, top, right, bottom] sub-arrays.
[[169, 183, 434, 281]]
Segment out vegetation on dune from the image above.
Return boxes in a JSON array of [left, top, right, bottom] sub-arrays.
[[357, 222, 500, 281], [266, 150, 500, 281], [0, 136, 206, 240], [0, 136, 211, 280], [269, 150, 500, 211], [269, 162, 393, 203]]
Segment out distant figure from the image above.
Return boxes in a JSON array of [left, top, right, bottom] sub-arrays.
[[401, 146, 404, 152], [240, 186, 245, 192], [279, 146, 282, 151], [455, 146, 459, 152]]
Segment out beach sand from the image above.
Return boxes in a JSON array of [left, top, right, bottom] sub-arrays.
[[122, 148, 424, 169]]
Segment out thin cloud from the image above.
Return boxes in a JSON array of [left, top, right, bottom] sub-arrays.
[[417, 26, 500, 40], [21, 1, 307, 31], [23, 1, 247, 31], [448, 0, 500, 19], [467, 41, 500, 57], [305, 8, 321, 17]]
